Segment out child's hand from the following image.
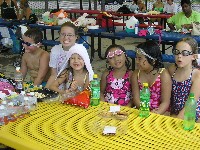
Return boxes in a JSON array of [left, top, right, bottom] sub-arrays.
[[70, 81, 78, 91], [151, 108, 159, 114]]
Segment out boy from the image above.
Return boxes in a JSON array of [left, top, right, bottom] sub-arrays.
[[21, 28, 50, 86]]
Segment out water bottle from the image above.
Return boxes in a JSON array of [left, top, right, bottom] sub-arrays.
[[90, 74, 100, 106], [139, 83, 150, 118], [134, 21, 139, 34], [14, 67, 23, 93], [183, 93, 197, 131]]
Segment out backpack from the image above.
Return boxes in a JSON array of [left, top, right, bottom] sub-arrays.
[[28, 13, 38, 24]]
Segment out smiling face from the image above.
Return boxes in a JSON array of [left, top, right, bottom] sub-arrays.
[[174, 41, 194, 68], [59, 26, 77, 50], [107, 47, 126, 69], [22, 35, 39, 53], [69, 53, 85, 71]]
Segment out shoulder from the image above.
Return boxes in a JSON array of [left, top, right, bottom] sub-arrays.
[[41, 49, 50, 58], [160, 68, 171, 79], [167, 64, 176, 76], [192, 69, 200, 81], [51, 44, 62, 53], [101, 69, 110, 79], [192, 11, 200, 16]]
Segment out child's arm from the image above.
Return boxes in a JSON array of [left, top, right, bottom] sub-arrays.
[[100, 70, 109, 102], [152, 69, 172, 115], [20, 55, 28, 80], [177, 69, 200, 120], [131, 70, 140, 109], [83, 73, 90, 90], [49, 70, 68, 94], [33, 51, 50, 86], [45, 68, 57, 89]]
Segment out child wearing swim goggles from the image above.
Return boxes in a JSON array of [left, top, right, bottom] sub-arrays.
[[168, 37, 200, 122], [100, 44, 132, 106], [131, 41, 171, 114]]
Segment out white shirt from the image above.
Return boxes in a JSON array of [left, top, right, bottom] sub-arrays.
[[163, 3, 178, 14]]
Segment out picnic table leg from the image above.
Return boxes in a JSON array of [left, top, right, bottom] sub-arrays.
[[90, 34, 95, 61], [97, 33, 105, 59]]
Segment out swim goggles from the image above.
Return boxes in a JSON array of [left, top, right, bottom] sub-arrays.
[[22, 40, 40, 47], [172, 49, 193, 56], [106, 49, 124, 58]]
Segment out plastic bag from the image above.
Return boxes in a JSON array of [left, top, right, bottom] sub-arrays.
[[191, 23, 200, 36], [63, 90, 90, 109]]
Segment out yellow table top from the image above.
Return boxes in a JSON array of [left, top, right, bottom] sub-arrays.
[[0, 102, 200, 150]]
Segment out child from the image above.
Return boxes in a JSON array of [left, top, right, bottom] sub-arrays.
[[168, 37, 200, 122], [49, 44, 94, 94], [45, 22, 79, 89], [20, 28, 50, 86], [131, 41, 171, 115], [100, 44, 132, 106]]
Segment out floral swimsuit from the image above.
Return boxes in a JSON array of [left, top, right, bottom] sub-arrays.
[[104, 70, 131, 106], [171, 68, 200, 121], [138, 69, 165, 110]]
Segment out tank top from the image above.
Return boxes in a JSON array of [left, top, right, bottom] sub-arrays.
[[1, 0, 17, 19], [138, 68, 165, 110], [65, 71, 88, 91], [171, 68, 200, 121], [104, 70, 131, 106]]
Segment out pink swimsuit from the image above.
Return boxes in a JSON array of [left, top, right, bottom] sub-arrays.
[[104, 70, 132, 106], [138, 69, 165, 110]]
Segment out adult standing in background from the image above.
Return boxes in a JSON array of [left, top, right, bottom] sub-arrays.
[[18, 0, 31, 20], [163, 0, 178, 14], [0, 0, 19, 19], [152, 0, 164, 13], [135, 0, 146, 13], [167, 0, 200, 30]]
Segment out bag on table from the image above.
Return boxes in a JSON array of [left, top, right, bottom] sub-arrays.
[[191, 22, 200, 36], [62, 90, 90, 109]]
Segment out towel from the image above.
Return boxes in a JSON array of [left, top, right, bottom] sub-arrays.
[[57, 44, 94, 81]]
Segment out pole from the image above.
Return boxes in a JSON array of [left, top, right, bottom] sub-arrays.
[[45, 0, 48, 11]]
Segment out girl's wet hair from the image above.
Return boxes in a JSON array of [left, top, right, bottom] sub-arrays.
[[177, 37, 199, 67], [60, 22, 78, 35], [24, 28, 43, 43], [105, 44, 131, 70], [137, 41, 164, 69]]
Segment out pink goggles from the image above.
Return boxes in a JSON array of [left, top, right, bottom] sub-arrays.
[[106, 49, 124, 58]]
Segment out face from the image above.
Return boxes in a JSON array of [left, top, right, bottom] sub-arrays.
[[69, 53, 85, 71], [59, 26, 77, 50], [136, 53, 153, 71], [167, 0, 172, 5], [174, 41, 194, 68], [182, 3, 191, 14], [22, 35, 39, 53], [107, 48, 126, 69]]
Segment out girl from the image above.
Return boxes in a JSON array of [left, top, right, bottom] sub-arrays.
[[49, 44, 94, 94], [45, 22, 79, 89], [18, 0, 32, 20], [131, 41, 171, 115], [100, 44, 132, 106], [168, 37, 200, 122]]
